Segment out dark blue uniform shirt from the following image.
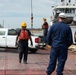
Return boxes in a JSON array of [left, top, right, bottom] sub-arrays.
[[47, 22, 73, 48]]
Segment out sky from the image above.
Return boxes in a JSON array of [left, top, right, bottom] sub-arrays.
[[0, 0, 75, 28]]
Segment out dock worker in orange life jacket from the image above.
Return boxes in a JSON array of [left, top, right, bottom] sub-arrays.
[[42, 18, 49, 43], [15, 22, 33, 64]]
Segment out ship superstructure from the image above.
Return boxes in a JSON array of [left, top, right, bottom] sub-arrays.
[[51, 0, 76, 25]]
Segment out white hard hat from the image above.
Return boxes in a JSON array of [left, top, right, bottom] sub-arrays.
[[59, 13, 66, 18]]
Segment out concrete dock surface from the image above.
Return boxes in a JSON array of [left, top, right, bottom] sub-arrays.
[[0, 48, 76, 75]]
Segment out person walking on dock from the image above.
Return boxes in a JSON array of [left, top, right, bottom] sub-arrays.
[[16, 22, 33, 64]]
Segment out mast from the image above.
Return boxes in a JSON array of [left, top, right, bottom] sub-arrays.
[[31, 0, 33, 29]]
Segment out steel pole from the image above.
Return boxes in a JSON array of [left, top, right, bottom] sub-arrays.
[[3, 20, 4, 28], [31, 0, 33, 29]]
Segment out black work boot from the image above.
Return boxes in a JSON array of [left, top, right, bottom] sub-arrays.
[[46, 72, 50, 75], [47, 73, 50, 75], [23, 60, 27, 64], [19, 59, 21, 63]]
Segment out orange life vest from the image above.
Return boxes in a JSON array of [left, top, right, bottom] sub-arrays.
[[42, 25, 48, 29], [19, 30, 29, 40]]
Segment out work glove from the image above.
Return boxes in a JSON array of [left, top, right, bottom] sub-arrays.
[[31, 41, 33, 46], [15, 41, 18, 47]]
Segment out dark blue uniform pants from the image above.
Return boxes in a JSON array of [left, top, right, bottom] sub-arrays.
[[18, 43, 28, 61], [43, 28, 48, 43], [47, 46, 68, 75]]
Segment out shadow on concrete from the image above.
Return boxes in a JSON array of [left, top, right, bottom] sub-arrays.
[[0, 48, 50, 55], [0, 48, 18, 53]]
